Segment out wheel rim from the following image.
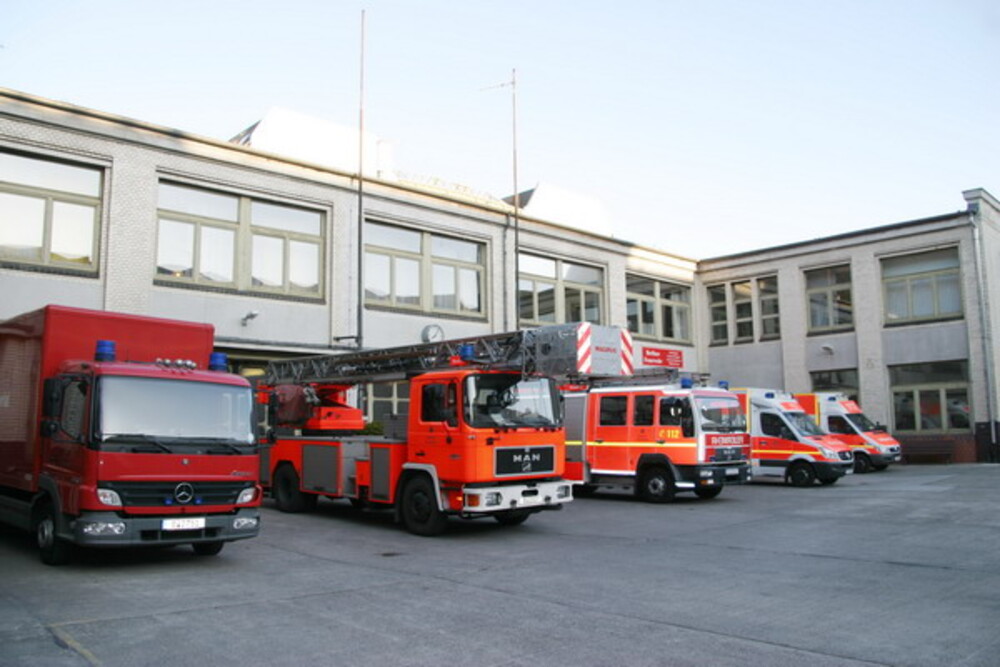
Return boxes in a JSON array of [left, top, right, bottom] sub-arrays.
[[37, 516, 54, 550], [647, 476, 666, 496]]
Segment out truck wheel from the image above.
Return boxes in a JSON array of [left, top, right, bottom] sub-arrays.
[[273, 464, 317, 513], [786, 462, 816, 487], [401, 476, 448, 536], [35, 501, 73, 566], [637, 465, 675, 503], [493, 510, 531, 526], [853, 453, 873, 474], [192, 541, 224, 556], [694, 486, 723, 500]]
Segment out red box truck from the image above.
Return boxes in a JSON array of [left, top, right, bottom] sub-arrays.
[[0, 305, 260, 564]]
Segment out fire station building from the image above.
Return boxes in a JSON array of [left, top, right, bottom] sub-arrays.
[[1, 88, 997, 463]]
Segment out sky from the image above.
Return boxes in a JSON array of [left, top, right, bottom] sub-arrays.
[[3, 0, 999, 258]]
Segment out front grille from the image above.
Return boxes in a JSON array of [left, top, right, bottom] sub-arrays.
[[103, 481, 252, 507]]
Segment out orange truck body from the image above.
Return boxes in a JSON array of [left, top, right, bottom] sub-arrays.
[[0, 305, 260, 564], [794, 392, 902, 473], [733, 388, 855, 486], [261, 324, 633, 535], [563, 382, 751, 501]]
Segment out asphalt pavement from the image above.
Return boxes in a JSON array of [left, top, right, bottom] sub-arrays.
[[2, 464, 999, 666]]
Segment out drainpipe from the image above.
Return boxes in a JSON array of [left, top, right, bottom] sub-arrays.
[[967, 196, 998, 460]]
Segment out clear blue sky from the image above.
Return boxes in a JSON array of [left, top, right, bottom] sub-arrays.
[[3, 0, 998, 258]]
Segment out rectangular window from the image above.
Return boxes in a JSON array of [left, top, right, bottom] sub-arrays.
[[806, 265, 853, 332], [758, 276, 780, 339], [882, 248, 961, 324], [810, 369, 859, 402], [709, 285, 728, 344], [519, 253, 603, 325], [889, 360, 970, 433], [156, 182, 324, 296], [733, 281, 753, 342], [367, 381, 410, 423], [0, 150, 102, 272], [365, 221, 485, 317], [626, 275, 691, 343], [598, 395, 628, 426]]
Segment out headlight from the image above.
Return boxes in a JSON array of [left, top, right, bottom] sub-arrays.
[[97, 488, 123, 507], [236, 487, 257, 504], [233, 517, 258, 530], [820, 447, 838, 460], [82, 521, 126, 535]]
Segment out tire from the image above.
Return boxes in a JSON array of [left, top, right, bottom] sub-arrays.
[[35, 501, 73, 566], [401, 476, 448, 536], [786, 461, 816, 487], [192, 541, 224, 556], [853, 453, 873, 474], [694, 486, 723, 500], [637, 465, 675, 503], [273, 464, 317, 513], [493, 510, 531, 526]]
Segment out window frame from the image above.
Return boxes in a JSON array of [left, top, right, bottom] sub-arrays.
[[805, 264, 854, 333], [155, 181, 326, 298], [625, 274, 692, 344], [364, 220, 487, 319], [518, 252, 604, 326], [881, 248, 962, 326], [0, 149, 103, 274], [889, 360, 971, 434]]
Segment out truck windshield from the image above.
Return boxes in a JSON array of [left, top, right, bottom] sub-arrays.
[[785, 411, 825, 437], [97, 376, 254, 449], [465, 374, 560, 428], [845, 412, 879, 432], [695, 396, 746, 433]]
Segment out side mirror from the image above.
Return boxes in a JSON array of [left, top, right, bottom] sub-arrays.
[[42, 378, 62, 418]]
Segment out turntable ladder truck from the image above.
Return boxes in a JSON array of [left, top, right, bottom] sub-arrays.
[[261, 322, 631, 536]]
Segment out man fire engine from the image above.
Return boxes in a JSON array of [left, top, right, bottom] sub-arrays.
[[733, 388, 854, 486], [0, 305, 261, 564], [261, 323, 630, 536], [794, 392, 902, 473], [563, 375, 751, 502]]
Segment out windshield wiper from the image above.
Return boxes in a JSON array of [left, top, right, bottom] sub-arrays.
[[198, 438, 250, 454], [101, 434, 174, 453]]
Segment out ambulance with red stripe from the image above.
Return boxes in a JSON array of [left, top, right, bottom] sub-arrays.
[[793, 393, 902, 473], [563, 335, 752, 501], [733, 388, 854, 486]]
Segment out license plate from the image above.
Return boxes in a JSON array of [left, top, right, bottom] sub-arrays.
[[162, 517, 206, 531], [725, 468, 740, 477]]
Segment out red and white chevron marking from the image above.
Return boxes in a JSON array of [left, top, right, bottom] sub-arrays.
[[620, 328, 634, 376]]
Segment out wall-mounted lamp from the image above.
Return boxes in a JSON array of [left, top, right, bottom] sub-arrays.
[[241, 310, 260, 326], [820, 344, 834, 355]]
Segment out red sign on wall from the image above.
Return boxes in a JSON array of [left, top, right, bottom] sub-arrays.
[[641, 347, 683, 368]]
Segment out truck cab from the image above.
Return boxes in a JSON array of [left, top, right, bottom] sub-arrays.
[[734, 388, 854, 486], [564, 383, 751, 502], [794, 392, 902, 473]]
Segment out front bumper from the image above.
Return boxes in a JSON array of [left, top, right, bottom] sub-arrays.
[[676, 463, 751, 489], [69, 508, 261, 548], [870, 451, 901, 466], [814, 461, 853, 481], [461, 479, 573, 514]]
